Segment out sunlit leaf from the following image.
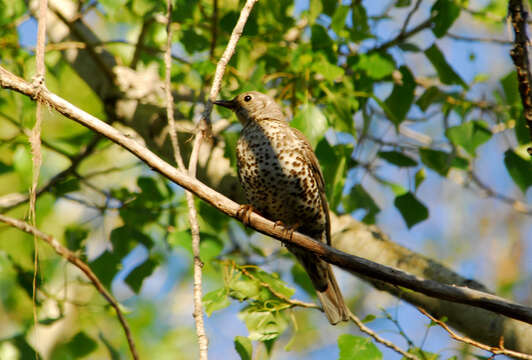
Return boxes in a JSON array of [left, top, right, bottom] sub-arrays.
[[446, 121, 492, 156], [203, 288, 231, 316], [338, 334, 382, 360], [234, 336, 253, 360]]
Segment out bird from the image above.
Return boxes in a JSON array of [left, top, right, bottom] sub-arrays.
[[214, 91, 349, 324]]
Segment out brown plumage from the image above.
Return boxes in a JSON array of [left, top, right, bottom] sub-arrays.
[[214, 91, 349, 324]]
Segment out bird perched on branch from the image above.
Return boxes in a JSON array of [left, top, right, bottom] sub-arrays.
[[214, 91, 349, 324]]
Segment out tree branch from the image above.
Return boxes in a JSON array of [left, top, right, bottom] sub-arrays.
[[0, 214, 139, 360], [417, 307, 532, 359], [2, 65, 532, 327], [509, 0, 532, 154]]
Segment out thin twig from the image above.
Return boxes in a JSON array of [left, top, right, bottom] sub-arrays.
[[399, 0, 423, 36], [30, 0, 48, 351], [0, 214, 139, 360], [417, 307, 532, 359], [164, 1, 208, 358], [237, 265, 320, 309], [348, 312, 419, 360], [447, 32, 512, 44], [3, 65, 532, 325]]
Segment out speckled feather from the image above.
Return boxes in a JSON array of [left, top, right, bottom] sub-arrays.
[[215, 91, 349, 324]]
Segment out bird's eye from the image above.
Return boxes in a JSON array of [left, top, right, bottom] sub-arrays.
[[244, 95, 252, 102]]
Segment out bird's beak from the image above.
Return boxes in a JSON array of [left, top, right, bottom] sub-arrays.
[[213, 99, 235, 110]]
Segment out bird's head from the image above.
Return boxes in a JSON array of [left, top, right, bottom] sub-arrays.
[[213, 91, 284, 125]]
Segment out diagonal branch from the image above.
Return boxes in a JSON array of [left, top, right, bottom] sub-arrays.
[[509, 0, 532, 154], [2, 64, 532, 326], [0, 214, 139, 360]]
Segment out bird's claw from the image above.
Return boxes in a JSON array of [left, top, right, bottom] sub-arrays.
[[237, 204, 254, 226]]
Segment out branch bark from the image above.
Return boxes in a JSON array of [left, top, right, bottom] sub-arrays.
[[509, 0, 532, 154], [2, 65, 532, 328], [0, 214, 139, 360]]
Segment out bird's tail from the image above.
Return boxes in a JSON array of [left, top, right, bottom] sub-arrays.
[[315, 264, 350, 325]]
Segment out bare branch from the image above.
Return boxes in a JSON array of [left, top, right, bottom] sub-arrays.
[[2, 65, 532, 325], [0, 214, 139, 360], [508, 0, 532, 154], [164, 1, 208, 358], [417, 307, 532, 359]]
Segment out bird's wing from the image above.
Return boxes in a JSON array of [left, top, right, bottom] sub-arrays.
[[290, 127, 332, 246]]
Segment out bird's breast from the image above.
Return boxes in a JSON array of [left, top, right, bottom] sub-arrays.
[[236, 121, 324, 229]]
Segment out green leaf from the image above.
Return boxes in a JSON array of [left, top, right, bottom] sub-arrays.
[[199, 233, 224, 262], [111, 226, 154, 258], [311, 24, 336, 64], [204, 288, 231, 316], [342, 184, 380, 224], [394, 192, 429, 228], [357, 53, 395, 80], [234, 336, 253, 360], [377, 151, 417, 167], [65, 225, 89, 251], [13, 145, 32, 189], [89, 251, 121, 289], [338, 334, 382, 360], [0, 0, 27, 25], [416, 86, 446, 112], [0, 160, 13, 175], [311, 55, 344, 81], [253, 269, 295, 299], [229, 277, 261, 301], [446, 121, 492, 156], [350, 4, 371, 42], [504, 150, 532, 192], [425, 44, 467, 87], [137, 176, 167, 202], [316, 140, 355, 210], [125, 257, 158, 293], [361, 314, 376, 323], [9, 334, 38, 360], [431, 0, 460, 38], [291, 104, 328, 148], [238, 308, 288, 341], [384, 66, 416, 125], [415, 168, 426, 190], [181, 29, 209, 54], [52, 177, 80, 197], [331, 5, 350, 36], [501, 71, 519, 105], [309, 0, 323, 24], [64, 332, 98, 358], [132, 0, 159, 16], [291, 263, 315, 296], [419, 148, 452, 176]]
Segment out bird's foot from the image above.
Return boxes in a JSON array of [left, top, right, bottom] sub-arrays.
[[236, 204, 255, 226], [274, 221, 301, 243]]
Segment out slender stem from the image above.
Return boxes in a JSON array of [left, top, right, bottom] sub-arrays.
[[0, 214, 139, 360]]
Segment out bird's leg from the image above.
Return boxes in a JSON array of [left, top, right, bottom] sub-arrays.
[[274, 221, 301, 244], [236, 204, 255, 226]]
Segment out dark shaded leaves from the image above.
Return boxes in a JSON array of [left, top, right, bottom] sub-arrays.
[[394, 192, 429, 228], [384, 66, 416, 125], [504, 150, 532, 192], [425, 44, 467, 87]]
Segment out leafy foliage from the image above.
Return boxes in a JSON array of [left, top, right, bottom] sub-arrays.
[[0, 0, 530, 358]]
